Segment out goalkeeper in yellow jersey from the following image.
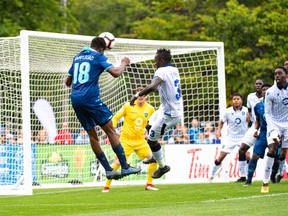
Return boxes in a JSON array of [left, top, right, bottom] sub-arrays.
[[102, 87, 158, 192]]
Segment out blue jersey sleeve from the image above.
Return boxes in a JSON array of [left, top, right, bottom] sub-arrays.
[[96, 54, 113, 72]]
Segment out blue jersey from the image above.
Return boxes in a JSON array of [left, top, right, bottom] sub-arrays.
[[68, 47, 113, 105], [254, 101, 266, 132]]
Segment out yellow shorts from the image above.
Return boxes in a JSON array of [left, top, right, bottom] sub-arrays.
[[120, 136, 151, 161]]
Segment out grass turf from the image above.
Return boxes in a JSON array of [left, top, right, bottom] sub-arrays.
[[0, 180, 287, 216]]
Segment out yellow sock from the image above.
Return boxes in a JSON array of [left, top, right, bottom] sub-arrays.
[[105, 163, 120, 188], [147, 162, 157, 184]]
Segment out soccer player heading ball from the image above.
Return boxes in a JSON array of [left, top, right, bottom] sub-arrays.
[[65, 36, 141, 180], [99, 32, 115, 49]]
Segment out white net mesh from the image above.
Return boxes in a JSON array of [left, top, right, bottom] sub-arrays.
[[0, 32, 224, 192]]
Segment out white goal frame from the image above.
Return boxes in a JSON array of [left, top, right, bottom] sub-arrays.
[[0, 30, 225, 195]]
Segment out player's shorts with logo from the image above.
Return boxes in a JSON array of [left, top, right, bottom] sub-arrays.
[[221, 136, 243, 153], [148, 109, 181, 142]]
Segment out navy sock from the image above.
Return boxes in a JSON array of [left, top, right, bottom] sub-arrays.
[[113, 143, 129, 169], [271, 160, 279, 175], [247, 159, 257, 181], [214, 160, 221, 166], [150, 143, 161, 152], [96, 151, 112, 171], [239, 154, 246, 161]]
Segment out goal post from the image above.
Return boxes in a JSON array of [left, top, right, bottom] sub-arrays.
[[0, 30, 225, 195]]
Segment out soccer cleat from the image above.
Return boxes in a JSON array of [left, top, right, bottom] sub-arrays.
[[152, 165, 170, 179], [275, 174, 283, 183], [121, 166, 141, 177], [102, 186, 110, 193], [261, 183, 269, 193], [243, 180, 252, 186], [106, 170, 122, 180], [208, 176, 214, 182], [143, 157, 157, 164], [235, 177, 246, 183], [145, 184, 159, 191]]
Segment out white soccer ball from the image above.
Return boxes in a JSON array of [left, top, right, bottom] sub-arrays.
[[99, 32, 116, 49]]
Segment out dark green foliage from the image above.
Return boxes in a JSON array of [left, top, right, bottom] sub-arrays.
[[1, 0, 287, 103]]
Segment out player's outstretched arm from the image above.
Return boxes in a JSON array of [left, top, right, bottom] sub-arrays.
[[130, 77, 161, 106], [107, 57, 130, 78]]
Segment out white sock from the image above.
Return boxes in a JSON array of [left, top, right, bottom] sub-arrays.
[[278, 159, 286, 176], [152, 148, 165, 168], [211, 164, 220, 177], [263, 156, 274, 184], [239, 161, 247, 177]]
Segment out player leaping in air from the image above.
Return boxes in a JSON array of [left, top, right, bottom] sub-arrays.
[[130, 48, 183, 179], [65, 36, 141, 180]]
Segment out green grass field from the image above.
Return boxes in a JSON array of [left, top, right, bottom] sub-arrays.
[[1, 181, 287, 216]]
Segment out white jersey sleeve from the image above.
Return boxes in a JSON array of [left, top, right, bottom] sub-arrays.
[[246, 92, 262, 123], [265, 84, 288, 125]]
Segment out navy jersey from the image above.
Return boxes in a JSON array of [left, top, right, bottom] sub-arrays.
[[68, 47, 113, 105], [254, 101, 266, 132]]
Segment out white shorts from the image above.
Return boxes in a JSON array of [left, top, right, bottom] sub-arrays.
[[221, 136, 243, 153], [267, 121, 288, 148], [241, 126, 257, 147], [148, 109, 181, 142]]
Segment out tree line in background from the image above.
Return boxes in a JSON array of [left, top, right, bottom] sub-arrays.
[[1, 0, 287, 103]]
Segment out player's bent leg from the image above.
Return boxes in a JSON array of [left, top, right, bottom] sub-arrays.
[[146, 163, 158, 190], [237, 143, 250, 182], [148, 140, 166, 168], [209, 151, 227, 182], [143, 157, 157, 164], [270, 160, 279, 183], [244, 154, 260, 186], [142, 149, 157, 164], [102, 120, 140, 174]]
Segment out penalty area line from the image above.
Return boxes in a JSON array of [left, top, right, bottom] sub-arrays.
[[202, 192, 288, 203]]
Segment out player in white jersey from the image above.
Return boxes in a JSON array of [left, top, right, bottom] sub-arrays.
[[236, 79, 263, 182], [209, 93, 249, 181], [130, 48, 183, 179], [261, 66, 288, 193]]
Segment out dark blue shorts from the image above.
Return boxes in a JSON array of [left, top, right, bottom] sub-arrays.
[[253, 132, 267, 159], [72, 101, 113, 131]]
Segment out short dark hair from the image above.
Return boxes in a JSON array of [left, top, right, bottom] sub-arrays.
[[156, 48, 172, 63], [135, 86, 145, 93], [90, 37, 106, 50], [276, 66, 288, 74], [261, 83, 272, 89], [232, 93, 243, 100]]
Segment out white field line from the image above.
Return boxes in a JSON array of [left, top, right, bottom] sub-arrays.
[[202, 192, 288, 203]]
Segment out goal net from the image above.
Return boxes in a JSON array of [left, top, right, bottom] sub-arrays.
[[0, 30, 225, 195]]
